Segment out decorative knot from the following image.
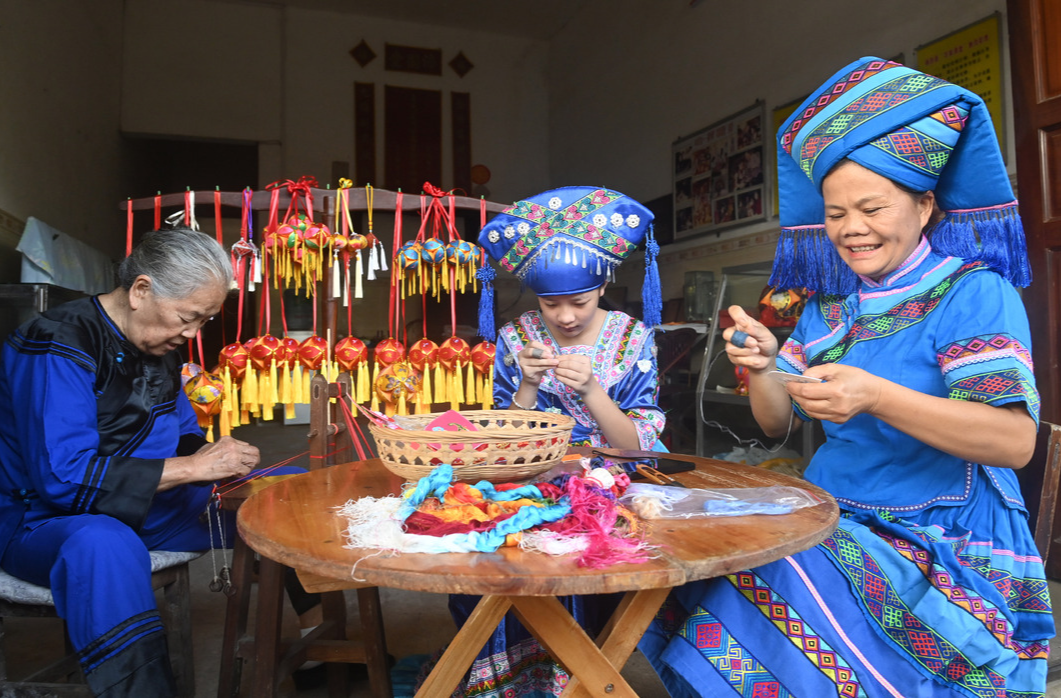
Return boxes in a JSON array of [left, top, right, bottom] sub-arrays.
[[476, 266, 496, 282]]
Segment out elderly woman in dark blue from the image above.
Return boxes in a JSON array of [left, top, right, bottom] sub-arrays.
[[641, 58, 1052, 697], [0, 228, 289, 697], [439, 187, 665, 695]]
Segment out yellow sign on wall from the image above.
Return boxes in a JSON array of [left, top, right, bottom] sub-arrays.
[[916, 13, 1004, 150]]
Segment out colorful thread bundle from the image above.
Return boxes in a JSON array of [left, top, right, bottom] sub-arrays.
[[337, 462, 651, 568]]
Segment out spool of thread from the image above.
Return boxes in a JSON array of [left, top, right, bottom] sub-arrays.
[[585, 467, 615, 490], [730, 330, 750, 348]]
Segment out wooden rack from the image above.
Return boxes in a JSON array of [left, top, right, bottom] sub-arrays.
[[118, 186, 507, 350]]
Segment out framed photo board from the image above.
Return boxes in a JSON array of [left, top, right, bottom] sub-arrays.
[[672, 102, 767, 241], [916, 14, 1004, 151]]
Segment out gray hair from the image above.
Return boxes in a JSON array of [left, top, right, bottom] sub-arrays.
[[118, 227, 233, 299]]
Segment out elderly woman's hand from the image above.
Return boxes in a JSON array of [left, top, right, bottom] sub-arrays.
[[785, 363, 883, 424], [723, 305, 779, 373], [193, 436, 260, 481], [518, 341, 559, 386]]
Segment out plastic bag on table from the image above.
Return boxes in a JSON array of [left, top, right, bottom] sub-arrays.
[[620, 483, 822, 519]]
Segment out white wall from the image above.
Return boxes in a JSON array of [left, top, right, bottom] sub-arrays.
[[0, 0, 127, 257], [120, 0, 551, 203], [121, 0, 283, 143], [0, 0, 1014, 309], [548, 0, 1012, 301]]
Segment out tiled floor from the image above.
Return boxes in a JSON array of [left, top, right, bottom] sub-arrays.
[[5, 419, 1061, 696]]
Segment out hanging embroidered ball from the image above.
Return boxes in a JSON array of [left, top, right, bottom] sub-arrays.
[[470, 341, 495, 375], [184, 370, 225, 439], [217, 343, 250, 381], [246, 335, 282, 372], [438, 336, 471, 371], [374, 337, 406, 367], [297, 335, 329, 371], [347, 231, 368, 252], [334, 336, 368, 372], [469, 340, 496, 408], [374, 361, 421, 413], [446, 239, 477, 265], [277, 336, 301, 367], [301, 221, 330, 251], [181, 362, 203, 388], [398, 241, 421, 271], [331, 233, 348, 252], [420, 238, 447, 265], [408, 338, 439, 371]]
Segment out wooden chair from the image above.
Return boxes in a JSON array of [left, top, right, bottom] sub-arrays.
[[1018, 420, 1061, 565], [218, 373, 391, 698], [0, 550, 200, 697]]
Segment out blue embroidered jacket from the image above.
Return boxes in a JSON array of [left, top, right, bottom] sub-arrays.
[[493, 310, 664, 449], [0, 297, 206, 559], [777, 238, 1038, 512]]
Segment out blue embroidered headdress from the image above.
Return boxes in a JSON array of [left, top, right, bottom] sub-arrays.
[[475, 186, 661, 338], [772, 56, 1030, 294]]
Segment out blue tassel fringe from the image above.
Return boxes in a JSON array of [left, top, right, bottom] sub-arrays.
[[641, 226, 662, 328], [770, 226, 857, 295], [771, 203, 1031, 295], [476, 265, 497, 340], [930, 204, 1031, 287]]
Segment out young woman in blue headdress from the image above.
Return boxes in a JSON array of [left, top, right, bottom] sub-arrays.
[[435, 186, 666, 696], [640, 58, 1052, 698]]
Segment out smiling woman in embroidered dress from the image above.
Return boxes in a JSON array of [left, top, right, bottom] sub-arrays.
[[641, 57, 1051, 698]]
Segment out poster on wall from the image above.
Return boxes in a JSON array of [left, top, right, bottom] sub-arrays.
[[916, 14, 1004, 150], [672, 102, 767, 241]]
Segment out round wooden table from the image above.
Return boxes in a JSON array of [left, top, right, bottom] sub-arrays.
[[238, 450, 838, 698]]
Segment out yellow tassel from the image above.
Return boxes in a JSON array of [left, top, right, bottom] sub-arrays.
[[206, 423, 215, 442], [231, 403, 242, 428], [293, 364, 304, 404], [465, 361, 475, 406], [260, 374, 273, 421], [270, 358, 279, 405], [434, 365, 447, 403], [483, 374, 494, 410], [222, 366, 233, 406], [285, 403, 296, 420], [219, 408, 231, 438], [357, 364, 369, 403], [279, 363, 290, 406], [302, 368, 312, 402], [243, 369, 258, 410], [397, 390, 407, 416], [241, 408, 250, 423], [421, 364, 433, 404]]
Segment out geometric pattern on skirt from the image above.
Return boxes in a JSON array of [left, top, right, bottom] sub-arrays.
[[727, 571, 865, 697], [679, 604, 793, 697], [823, 528, 1008, 696]]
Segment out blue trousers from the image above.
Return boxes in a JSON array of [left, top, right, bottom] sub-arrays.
[[1, 470, 303, 697]]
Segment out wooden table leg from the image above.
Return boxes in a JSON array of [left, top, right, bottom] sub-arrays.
[[217, 536, 255, 698], [250, 555, 286, 698], [414, 595, 513, 698], [509, 596, 636, 698], [553, 587, 671, 698]]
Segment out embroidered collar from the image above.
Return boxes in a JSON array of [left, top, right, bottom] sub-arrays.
[[856, 236, 934, 291]]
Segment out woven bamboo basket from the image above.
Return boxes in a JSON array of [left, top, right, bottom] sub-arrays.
[[368, 409, 576, 483]]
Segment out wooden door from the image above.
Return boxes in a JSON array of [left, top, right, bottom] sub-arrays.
[[384, 86, 442, 193], [1008, 0, 1061, 576]]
